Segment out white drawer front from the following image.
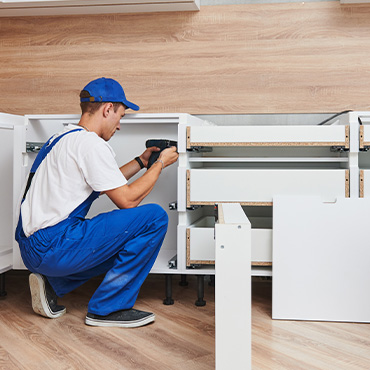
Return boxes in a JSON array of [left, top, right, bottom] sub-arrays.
[[187, 169, 348, 206]]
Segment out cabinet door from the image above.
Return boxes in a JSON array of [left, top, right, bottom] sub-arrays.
[[0, 114, 25, 273]]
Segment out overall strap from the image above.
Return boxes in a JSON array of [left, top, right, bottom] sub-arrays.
[[22, 128, 83, 202]]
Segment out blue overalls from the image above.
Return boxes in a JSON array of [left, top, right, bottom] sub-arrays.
[[15, 129, 168, 316]]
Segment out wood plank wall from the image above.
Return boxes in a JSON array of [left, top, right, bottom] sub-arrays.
[[1, 2, 370, 115]]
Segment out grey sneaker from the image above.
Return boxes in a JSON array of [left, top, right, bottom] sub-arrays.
[[85, 308, 155, 328], [29, 273, 66, 319]]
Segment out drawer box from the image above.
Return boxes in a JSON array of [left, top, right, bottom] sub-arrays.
[[186, 216, 272, 266], [187, 125, 349, 149], [187, 169, 349, 207]]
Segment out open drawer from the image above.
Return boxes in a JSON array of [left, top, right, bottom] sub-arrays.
[[186, 216, 272, 267], [187, 169, 349, 207]]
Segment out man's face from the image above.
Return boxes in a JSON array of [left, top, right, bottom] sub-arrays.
[[103, 104, 126, 141]]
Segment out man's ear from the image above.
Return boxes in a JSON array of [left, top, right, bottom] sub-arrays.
[[102, 102, 113, 118]]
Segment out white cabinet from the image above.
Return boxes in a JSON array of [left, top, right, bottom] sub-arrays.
[[2, 113, 205, 274], [2, 110, 370, 323], [0, 111, 367, 280]]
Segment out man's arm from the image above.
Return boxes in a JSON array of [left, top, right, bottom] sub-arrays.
[[105, 147, 178, 209], [119, 146, 160, 180]]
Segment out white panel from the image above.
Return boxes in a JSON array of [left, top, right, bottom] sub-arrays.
[[221, 202, 250, 223], [189, 169, 346, 203], [273, 196, 370, 322], [0, 114, 25, 272], [0, 125, 15, 273], [189, 125, 346, 145], [12, 125, 27, 269], [215, 203, 251, 370]]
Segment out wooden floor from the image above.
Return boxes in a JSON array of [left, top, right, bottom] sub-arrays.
[[0, 272, 369, 370]]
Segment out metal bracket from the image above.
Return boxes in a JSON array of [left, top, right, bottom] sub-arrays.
[[330, 146, 348, 153], [168, 255, 177, 269], [169, 201, 177, 210], [26, 142, 45, 153], [187, 146, 213, 153], [186, 205, 203, 211]]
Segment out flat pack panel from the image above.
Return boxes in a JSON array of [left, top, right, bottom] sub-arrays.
[[215, 203, 251, 370], [273, 196, 370, 322], [189, 169, 346, 204], [189, 125, 347, 146]]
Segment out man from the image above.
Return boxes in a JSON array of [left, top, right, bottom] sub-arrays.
[[15, 77, 178, 328]]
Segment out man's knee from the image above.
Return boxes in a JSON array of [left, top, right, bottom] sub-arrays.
[[145, 203, 168, 226]]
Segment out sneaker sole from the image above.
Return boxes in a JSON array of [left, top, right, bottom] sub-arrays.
[[29, 273, 66, 319], [85, 313, 155, 328]]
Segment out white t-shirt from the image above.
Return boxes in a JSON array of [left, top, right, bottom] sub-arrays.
[[21, 124, 127, 237]]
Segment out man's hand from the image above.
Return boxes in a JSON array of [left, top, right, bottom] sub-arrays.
[[139, 146, 160, 168], [158, 146, 179, 168], [108, 146, 179, 209]]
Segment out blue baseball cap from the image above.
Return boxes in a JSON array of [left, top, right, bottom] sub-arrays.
[[80, 77, 140, 111]]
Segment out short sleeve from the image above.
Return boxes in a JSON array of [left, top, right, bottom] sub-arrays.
[[79, 140, 127, 192]]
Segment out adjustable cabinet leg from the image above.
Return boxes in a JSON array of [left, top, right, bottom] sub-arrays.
[[179, 274, 188, 287], [163, 274, 174, 305], [195, 275, 206, 307], [0, 273, 7, 299], [209, 275, 215, 287]]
